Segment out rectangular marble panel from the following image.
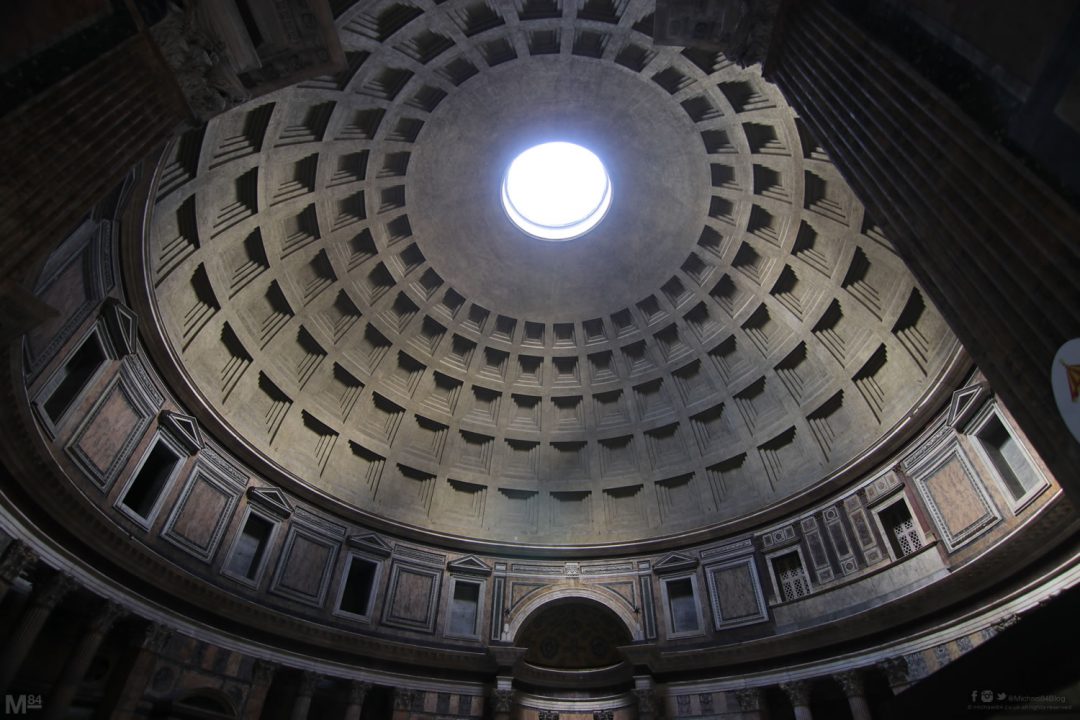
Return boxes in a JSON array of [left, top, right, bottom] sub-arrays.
[[66, 369, 155, 489], [843, 494, 884, 564], [161, 465, 241, 561], [911, 446, 1000, 551], [823, 505, 858, 575], [26, 244, 95, 378], [269, 526, 338, 606], [705, 557, 767, 628], [383, 561, 441, 632], [800, 516, 834, 583]]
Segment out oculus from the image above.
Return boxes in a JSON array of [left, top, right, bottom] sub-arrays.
[[501, 141, 612, 241]]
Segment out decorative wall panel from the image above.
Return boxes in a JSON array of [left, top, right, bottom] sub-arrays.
[[161, 463, 244, 562], [910, 446, 1000, 552], [269, 525, 339, 606], [66, 365, 157, 489], [705, 556, 768, 628], [383, 561, 441, 632]]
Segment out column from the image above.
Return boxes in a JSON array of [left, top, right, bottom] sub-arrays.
[[0, 541, 37, 604], [290, 671, 317, 720], [780, 681, 813, 720], [877, 657, 911, 696], [734, 688, 764, 720], [770, 0, 1080, 501], [490, 682, 513, 720], [343, 680, 372, 720], [834, 671, 872, 720], [393, 687, 419, 720], [105, 622, 172, 719], [243, 660, 278, 720], [0, 571, 76, 693], [633, 675, 657, 720], [41, 600, 125, 720]]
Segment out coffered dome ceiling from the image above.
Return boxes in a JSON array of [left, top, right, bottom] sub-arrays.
[[143, 0, 959, 547]]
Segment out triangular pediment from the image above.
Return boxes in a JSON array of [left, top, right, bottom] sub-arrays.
[[246, 486, 293, 518], [447, 555, 492, 576], [159, 410, 203, 452], [102, 298, 138, 357], [347, 532, 393, 557], [947, 381, 989, 429], [654, 552, 699, 575]]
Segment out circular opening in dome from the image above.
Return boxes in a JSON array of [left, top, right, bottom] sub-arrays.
[[502, 142, 612, 241]]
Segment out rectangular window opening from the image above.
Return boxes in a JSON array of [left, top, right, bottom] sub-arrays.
[[976, 415, 1041, 501], [448, 580, 481, 636], [879, 500, 922, 558], [120, 439, 181, 519], [667, 578, 699, 633], [772, 552, 810, 602], [43, 333, 107, 423], [340, 557, 378, 616], [226, 513, 273, 580]]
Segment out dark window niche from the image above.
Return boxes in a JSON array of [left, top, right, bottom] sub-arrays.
[[340, 557, 378, 616], [666, 578, 699, 633], [976, 415, 1041, 501], [120, 439, 181, 520], [226, 513, 274, 580], [42, 332, 107, 424], [448, 580, 480, 636]]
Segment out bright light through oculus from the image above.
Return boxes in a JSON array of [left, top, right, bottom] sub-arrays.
[[502, 142, 612, 241]]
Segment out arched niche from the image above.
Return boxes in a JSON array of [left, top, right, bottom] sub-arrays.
[[506, 587, 643, 644], [508, 594, 640, 697]]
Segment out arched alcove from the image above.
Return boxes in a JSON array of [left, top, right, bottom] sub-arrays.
[[506, 588, 643, 644], [514, 598, 633, 670]]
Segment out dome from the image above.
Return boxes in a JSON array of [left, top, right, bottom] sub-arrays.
[[142, 1, 959, 547], [2, 0, 1078, 717]]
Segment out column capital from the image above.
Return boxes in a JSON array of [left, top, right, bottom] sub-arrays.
[[734, 687, 762, 711], [348, 680, 372, 705], [490, 688, 513, 713], [634, 688, 655, 714], [31, 572, 77, 610], [779, 680, 811, 707], [137, 622, 172, 652], [834, 670, 866, 698], [89, 601, 126, 634], [393, 688, 418, 711], [0, 541, 38, 584], [253, 660, 279, 685], [877, 656, 909, 686]]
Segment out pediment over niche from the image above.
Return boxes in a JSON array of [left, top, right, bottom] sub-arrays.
[[447, 555, 492, 576], [947, 381, 990, 429], [159, 410, 203, 453], [102, 298, 138, 357], [246, 486, 293, 518], [347, 532, 393, 557], [653, 553, 699, 575]]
